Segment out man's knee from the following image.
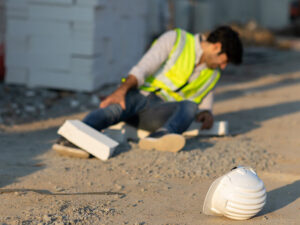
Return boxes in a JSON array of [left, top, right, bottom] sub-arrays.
[[179, 100, 198, 114]]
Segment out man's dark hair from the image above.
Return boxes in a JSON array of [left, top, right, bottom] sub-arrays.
[[207, 26, 243, 65]]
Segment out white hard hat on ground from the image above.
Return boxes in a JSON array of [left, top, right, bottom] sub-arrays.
[[203, 166, 266, 220]]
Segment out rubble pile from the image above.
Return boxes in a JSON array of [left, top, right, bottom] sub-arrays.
[[0, 83, 117, 126]]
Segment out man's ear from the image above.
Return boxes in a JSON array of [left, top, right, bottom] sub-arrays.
[[213, 42, 222, 53]]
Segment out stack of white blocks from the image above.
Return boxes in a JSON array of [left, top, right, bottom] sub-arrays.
[[5, 0, 148, 91], [0, 0, 4, 43]]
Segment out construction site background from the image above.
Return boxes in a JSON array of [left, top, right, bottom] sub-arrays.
[[1, 0, 300, 92]]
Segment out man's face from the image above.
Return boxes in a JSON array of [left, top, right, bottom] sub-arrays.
[[205, 42, 228, 70]]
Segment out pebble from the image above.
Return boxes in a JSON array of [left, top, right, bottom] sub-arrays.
[[90, 95, 100, 106], [43, 214, 52, 223], [24, 105, 36, 113], [70, 99, 79, 108]]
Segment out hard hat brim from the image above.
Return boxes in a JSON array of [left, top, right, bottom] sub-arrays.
[[203, 176, 224, 216]]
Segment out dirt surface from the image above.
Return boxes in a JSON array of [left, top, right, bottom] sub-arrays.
[[0, 46, 300, 224]]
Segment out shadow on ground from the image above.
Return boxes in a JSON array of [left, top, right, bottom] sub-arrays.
[[259, 180, 300, 216], [0, 127, 58, 188], [216, 100, 300, 135]]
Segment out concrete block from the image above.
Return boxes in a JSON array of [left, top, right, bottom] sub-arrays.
[[58, 120, 119, 160], [28, 52, 70, 70], [71, 56, 103, 74], [6, 0, 28, 11], [6, 9, 29, 19], [29, 4, 97, 22], [76, 0, 107, 7], [5, 67, 29, 85], [28, 34, 105, 57], [105, 121, 229, 141], [5, 52, 29, 67], [72, 7, 116, 39], [29, 36, 71, 55], [28, 20, 72, 37], [29, 0, 74, 6], [6, 19, 29, 36], [183, 121, 228, 136], [71, 37, 103, 55], [6, 0, 29, 19], [5, 35, 29, 53]]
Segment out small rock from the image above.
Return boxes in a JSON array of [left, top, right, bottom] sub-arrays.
[[90, 95, 100, 106], [43, 215, 52, 223], [24, 105, 36, 113], [70, 99, 79, 108], [25, 90, 36, 97]]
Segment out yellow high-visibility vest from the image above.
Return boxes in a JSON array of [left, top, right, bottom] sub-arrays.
[[140, 28, 220, 104]]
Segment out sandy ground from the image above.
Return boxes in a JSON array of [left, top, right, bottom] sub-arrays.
[[0, 47, 300, 224]]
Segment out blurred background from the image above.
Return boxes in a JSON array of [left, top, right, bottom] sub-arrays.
[[1, 0, 300, 92]]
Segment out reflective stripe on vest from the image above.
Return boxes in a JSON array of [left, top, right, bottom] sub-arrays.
[[140, 28, 220, 104]]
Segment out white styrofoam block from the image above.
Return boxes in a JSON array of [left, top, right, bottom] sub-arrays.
[[5, 67, 29, 85], [6, 0, 28, 11], [5, 52, 29, 67], [72, 8, 115, 39], [29, 4, 97, 22], [6, 9, 29, 19], [106, 121, 229, 141], [58, 120, 119, 160], [28, 69, 97, 91], [28, 35, 103, 56], [5, 35, 29, 53], [71, 37, 103, 55], [71, 56, 103, 74], [76, 0, 107, 7], [29, 0, 74, 6], [183, 121, 228, 136], [6, 0, 29, 19], [6, 19, 29, 36], [7, 19, 71, 37], [28, 20, 72, 37], [71, 56, 102, 69], [29, 36, 71, 55], [28, 53, 70, 70]]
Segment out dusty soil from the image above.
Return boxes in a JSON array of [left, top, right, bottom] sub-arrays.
[[0, 46, 300, 225]]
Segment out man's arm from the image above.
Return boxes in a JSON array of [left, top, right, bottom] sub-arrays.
[[100, 74, 137, 110], [100, 30, 176, 109]]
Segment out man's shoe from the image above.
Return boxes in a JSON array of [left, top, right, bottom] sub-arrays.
[[138, 130, 185, 152], [52, 137, 90, 159]]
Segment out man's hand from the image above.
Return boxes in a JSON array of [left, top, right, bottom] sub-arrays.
[[195, 110, 214, 130], [100, 89, 126, 109], [99, 74, 138, 110]]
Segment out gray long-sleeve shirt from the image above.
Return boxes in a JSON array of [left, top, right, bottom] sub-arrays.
[[128, 30, 214, 112]]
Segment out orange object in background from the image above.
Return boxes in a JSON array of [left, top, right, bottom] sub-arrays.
[[0, 43, 5, 81]]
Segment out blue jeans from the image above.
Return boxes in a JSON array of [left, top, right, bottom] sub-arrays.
[[83, 89, 198, 134]]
